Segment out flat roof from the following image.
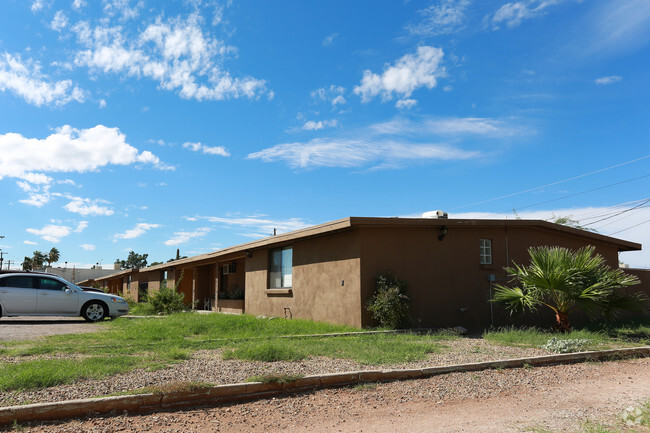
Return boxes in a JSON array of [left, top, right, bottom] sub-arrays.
[[92, 217, 642, 281]]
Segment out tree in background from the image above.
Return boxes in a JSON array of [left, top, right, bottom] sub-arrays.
[[493, 245, 646, 332], [22, 257, 33, 271], [47, 247, 60, 267], [549, 215, 597, 233], [31, 251, 47, 270], [117, 251, 148, 269]]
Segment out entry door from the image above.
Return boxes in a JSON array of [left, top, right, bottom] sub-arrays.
[[35, 277, 79, 314], [0, 275, 37, 314]]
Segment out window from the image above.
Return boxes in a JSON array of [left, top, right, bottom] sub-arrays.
[[38, 277, 67, 291], [480, 239, 492, 265], [0, 276, 35, 288], [270, 246, 293, 288]]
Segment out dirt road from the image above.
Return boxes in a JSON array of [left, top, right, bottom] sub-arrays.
[[0, 316, 103, 341], [18, 357, 650, 433]]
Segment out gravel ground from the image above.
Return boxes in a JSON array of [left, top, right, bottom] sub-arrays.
[[0, 338, 548, 407]]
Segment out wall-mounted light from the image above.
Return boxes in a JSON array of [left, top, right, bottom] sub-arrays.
[[438, 225, 448, 241], [245, 250, 252, 258]]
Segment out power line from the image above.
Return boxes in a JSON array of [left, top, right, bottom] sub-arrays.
[[451, 154, 650, 210], [582, 199, 650, 226], [609, 219, 650, 235]]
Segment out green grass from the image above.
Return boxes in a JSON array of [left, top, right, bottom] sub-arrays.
[[0, 313, 646, 395], [245, 374, 304, 384], [0, 314, 454, 392]]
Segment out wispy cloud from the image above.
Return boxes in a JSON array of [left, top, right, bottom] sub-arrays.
[[114, 223, 161, 240], [199, 215, 311, 237], [323, 32, 339, 46], [0, 52, 85, 107], [249, 116, 527, 170], [594, 75, 622, 85], [80, 243, 96, 251], [183, 142, 230, 157], [406, 0, 469, 36], [354, 46, 445, 106], [164, 227, 211, 246], [311, 85, 346, 107], [0, 125, 171, 183], [489, 0, 575, 30]]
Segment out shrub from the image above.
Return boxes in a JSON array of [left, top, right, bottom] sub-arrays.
[[147, 271, 189, 314], [540, 337, 591, 353], [366, 272, 411, 329]]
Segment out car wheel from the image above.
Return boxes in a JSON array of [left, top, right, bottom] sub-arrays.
[[82, 301, 107, 322]]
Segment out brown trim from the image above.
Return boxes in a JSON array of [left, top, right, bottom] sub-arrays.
[[265, 288, 293, 297]]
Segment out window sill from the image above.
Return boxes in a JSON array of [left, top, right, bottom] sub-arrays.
[[480, 264, 495, 270], [266, 288, 293, 297]]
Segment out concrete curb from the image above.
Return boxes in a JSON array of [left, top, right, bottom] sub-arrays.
[[1, 346, 648, 426]]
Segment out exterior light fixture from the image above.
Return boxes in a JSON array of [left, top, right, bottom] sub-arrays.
[[438, 225, 448, 241]]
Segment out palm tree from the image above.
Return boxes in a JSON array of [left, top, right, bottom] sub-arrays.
[[31, 251, 47, 271], [22, 257, 33, 271], [493, 245, 646, 332], [47, 247, 60, 267]]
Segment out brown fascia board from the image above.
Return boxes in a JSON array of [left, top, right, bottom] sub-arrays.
[[91, 268, 139, 283], [140, 216, 641, 273], [346, 217, 641, 252]]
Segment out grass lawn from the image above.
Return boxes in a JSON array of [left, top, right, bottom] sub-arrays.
[[0, 313, 647, 393]]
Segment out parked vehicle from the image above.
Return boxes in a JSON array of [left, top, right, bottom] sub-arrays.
[[0, 272, 129, 322]]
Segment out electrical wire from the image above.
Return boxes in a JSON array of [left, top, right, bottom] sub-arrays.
[[450, 154, 650, 210]]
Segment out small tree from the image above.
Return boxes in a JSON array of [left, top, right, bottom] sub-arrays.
[[22, 257, 33, 271], [31, 251, 47, 270], [366, 272, 411, 329], [493, 245, 646, 332]]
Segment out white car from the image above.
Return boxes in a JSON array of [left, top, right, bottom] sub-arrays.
[[0, 272, 129, 322]]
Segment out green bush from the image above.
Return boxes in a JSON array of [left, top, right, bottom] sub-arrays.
[[147, 271, 189, 314], [366, 272, 411, 329]]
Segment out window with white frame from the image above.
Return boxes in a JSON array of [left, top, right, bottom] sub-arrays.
[[270, 246, 293, 288], [480, 239, 492, 264]]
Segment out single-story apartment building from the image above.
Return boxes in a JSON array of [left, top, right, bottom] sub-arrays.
[[82, 216, 648, 329]]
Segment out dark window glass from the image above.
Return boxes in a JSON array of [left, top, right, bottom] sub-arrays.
[[0, 276, 35, 288]]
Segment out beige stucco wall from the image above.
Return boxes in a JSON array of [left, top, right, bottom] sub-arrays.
[[245, 230, 363, 327]]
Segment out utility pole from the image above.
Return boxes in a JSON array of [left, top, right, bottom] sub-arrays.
[[0, 251, 4, 270]]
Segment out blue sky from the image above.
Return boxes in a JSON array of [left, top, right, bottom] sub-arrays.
[[1, 0, 649, 269]]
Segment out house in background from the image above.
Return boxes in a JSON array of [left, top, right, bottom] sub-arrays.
[[82, 216, 648, 330]]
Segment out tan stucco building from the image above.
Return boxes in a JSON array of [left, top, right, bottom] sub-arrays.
[[85, 217, 647, 329]]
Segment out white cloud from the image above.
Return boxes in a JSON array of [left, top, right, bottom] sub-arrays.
[[396, 98, 417, 109], [249, 116, 526, 170], [311, 85, 346, 107], [51, 10, 68, 32], [75, 221, 88, 232], [26, 224, 72, 243], [249, 138, 479, 170], [323, 32, 339, 46], [102, 0, 143, 20], [24, 240, 38, 245], [64, 197, 114, 216], [354, 46, 445, 103], [31, 0, 45, 13], [489, 0, 573, 29], [582, 0, 650, 57], [114, 222, 161, 240], [0, 124, 170, 183], [183, 141, 230, 156], [17, 183, 54, 207], [164, 227, 211, 246], [80, 243, 95, 251], [201, 216, 311, 237], [407, 0, 469, 36], [0, 52, 85, 107], [594, 75, 623, 85], [99, 98, 107, 108], [72, 13, 267, 101], [302, 119, 338, 131], [72, 0, 86, 11]]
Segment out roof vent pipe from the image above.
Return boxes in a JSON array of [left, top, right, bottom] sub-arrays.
[[422, 210, 448, 219]]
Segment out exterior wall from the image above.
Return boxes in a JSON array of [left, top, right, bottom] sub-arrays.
[[622, 268, 650, 317], [245, 230, 363, 327], [358, 224, 628, 330]]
